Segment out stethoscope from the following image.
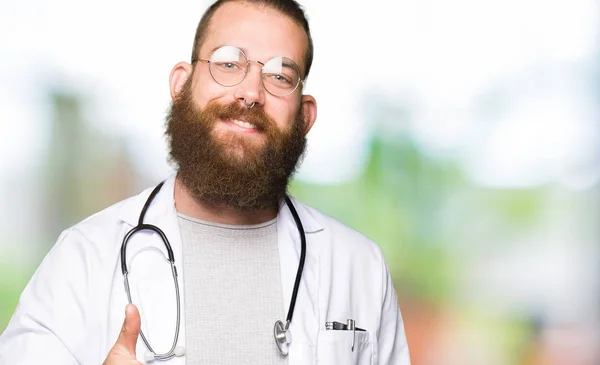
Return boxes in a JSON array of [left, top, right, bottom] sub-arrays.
[[120, 181, 306, 361]]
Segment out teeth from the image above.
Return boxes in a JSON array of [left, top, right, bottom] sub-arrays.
[[231, 119, 256, 129]]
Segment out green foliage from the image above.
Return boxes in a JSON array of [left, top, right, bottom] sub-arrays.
[[290, 134, 463, 302], [0, 263, 31, 332], [291, 126, 546, 305]]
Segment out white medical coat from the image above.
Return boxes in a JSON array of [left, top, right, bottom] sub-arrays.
[[0, 176, 410, 365]]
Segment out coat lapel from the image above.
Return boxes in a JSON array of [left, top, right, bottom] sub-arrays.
[[276, 197, 323, 364]]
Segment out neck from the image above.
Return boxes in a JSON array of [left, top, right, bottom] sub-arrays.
[[173, 176, 279, 225]]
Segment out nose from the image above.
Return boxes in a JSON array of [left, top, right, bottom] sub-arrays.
[[233, 61, 266, 109]]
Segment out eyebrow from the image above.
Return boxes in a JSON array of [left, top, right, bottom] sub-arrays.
[[280, 59, 296, 69]]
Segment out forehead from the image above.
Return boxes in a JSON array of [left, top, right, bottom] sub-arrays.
[[200, 2, 308, 74]]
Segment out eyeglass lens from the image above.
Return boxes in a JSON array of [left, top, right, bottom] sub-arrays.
[[208, 46, 301, 96]]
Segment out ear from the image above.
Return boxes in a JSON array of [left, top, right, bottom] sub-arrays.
[[169, 62, 193, 100], [300, 94, 317, 135]]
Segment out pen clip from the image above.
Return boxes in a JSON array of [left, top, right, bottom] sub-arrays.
[[348, 319, 356, 352]]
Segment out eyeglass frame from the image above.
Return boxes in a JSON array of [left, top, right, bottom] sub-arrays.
[[191, 46, 306, 97]]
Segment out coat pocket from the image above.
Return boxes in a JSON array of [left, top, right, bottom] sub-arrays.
[[317, 330, 372, 365]]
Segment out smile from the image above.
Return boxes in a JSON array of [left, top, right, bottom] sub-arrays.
[[231, 119, 256, 129], [218, 118, 261, 135]]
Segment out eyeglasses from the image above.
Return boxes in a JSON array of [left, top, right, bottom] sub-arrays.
[[192, 45, 305, 97]]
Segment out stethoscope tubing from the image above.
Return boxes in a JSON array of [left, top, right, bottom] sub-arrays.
[[283, 195, 306, 324], [121, 181, 182, 360], [120, 181, 306, 359]]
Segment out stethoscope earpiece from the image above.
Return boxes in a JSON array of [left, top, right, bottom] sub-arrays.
[[144, 352, 155, 362], [144, 346, 185, 362], [174, 346, 186, 356]]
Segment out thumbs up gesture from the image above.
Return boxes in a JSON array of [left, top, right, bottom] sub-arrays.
[[103, 304, 143, 365]]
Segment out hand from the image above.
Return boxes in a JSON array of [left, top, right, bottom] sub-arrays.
[[103, 304, 143, 365]]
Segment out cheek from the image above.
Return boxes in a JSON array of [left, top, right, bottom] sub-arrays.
[[268, 98, 302, 130], [191, 70, 230, 108], [270, 109, 294, 132]]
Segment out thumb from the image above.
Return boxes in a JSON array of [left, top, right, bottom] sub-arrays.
[[116, 304, 141, 355]]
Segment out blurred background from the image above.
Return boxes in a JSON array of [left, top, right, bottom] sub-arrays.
[[1, 0, 599, 364]]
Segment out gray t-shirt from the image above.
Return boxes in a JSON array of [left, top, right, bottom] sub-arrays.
[[178, 213, 288, 365]]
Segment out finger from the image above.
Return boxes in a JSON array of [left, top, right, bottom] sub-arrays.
[[116, 304, 141, 355]]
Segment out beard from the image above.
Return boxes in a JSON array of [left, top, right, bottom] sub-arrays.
[[165, 79, 307, 212]]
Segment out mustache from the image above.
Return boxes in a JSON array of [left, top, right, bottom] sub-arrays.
[[211, 102, 274, 132], [165, 83, 308, 211]]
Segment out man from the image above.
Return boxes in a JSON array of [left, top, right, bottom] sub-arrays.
[[0, 1, 411, 364]]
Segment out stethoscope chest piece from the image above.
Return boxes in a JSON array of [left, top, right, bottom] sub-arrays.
[[273, 320, 292, 356]]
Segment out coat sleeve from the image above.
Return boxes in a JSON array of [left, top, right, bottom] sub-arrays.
[[0, 228, 98, 365], [376, 251, 411, 365]]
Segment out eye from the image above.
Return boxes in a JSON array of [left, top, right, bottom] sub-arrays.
[[270, 74, 293, 85], [214, 62, 243, 72]]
